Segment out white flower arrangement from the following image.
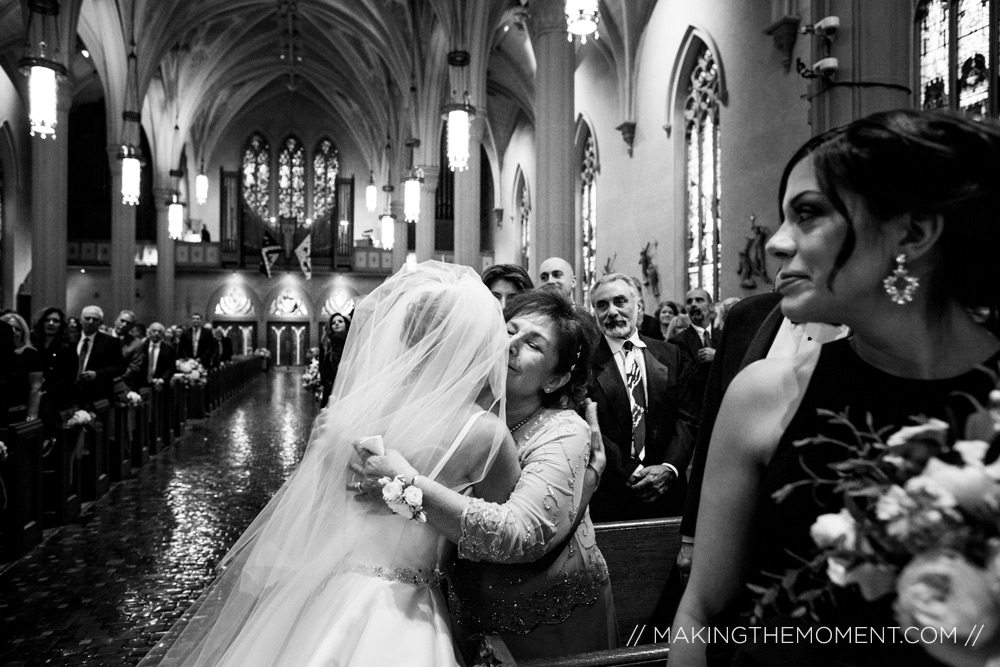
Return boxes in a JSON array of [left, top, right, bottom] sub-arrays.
[[122, 391, 143, 407], [379, 475, 426, 522], [254, 348, 272, 358], [173, 358, 208, 387], [66, 410, 96, 428], [0, 440, 7, 461], [301, 359, 323, 401]]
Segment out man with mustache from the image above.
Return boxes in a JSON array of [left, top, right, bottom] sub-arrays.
[[669, 288, 721, 417], [586, 273, 697, 520]]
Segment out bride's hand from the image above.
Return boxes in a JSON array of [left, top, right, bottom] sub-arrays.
[[584, 399, 606, 478]]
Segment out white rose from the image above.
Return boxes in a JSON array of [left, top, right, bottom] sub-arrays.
[[875, 485, 912, 521], [827, 557, 849, 586], [954, 439, 991, 467], [402, 484, 423, 507], [904, 473, 958, 509], [921, 457, 1000, 520], [810, 508, 857, 550], [381, 477, 404, 501]]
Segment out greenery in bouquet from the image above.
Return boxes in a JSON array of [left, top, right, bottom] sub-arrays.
[[753, 386, 1000, 665], [301, 358, 323, 402], [173, 358, 208, 387]]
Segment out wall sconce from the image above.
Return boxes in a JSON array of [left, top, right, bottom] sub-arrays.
[[195, 161, 208, 205], [167, 193, 184, 240], [120, 143, 141, 205], [380, 184, 395, 250], [365, 170, 377, 213]]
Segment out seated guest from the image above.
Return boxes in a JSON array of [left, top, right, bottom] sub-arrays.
[[1, 312, 43, 421], [114, 309, 146, 390], [140, 322, 177, 388], [76, 305, 125, 402], [481, 263, 533, 309], [587, 273, 697, 521], [211, 327, 233, 367], [31, 307, 78, 418]]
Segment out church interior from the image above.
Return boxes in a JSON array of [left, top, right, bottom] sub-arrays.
[[0, 0, 990, 664]]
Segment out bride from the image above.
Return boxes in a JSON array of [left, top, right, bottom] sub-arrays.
[[146, 261, 524, 666]]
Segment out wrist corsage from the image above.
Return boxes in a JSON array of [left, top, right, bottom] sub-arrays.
[[379, 475, 427, 522]]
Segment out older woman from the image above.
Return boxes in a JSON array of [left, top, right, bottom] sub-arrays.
[[2, 312, 43, 421], [358, 289, 615, 661], [672, 110, 1000, 666]]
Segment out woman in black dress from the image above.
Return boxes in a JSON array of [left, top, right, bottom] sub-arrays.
[[319, 312, 351, 408], [30, 307, 78, 420], [2, 312, 43, 421], [672, 110, 1000, 666]]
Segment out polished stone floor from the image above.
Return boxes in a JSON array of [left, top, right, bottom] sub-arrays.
[[0, 368, 318, 667]]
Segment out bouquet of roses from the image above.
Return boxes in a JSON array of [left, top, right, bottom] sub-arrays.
[[173, 359, 208, 387], [66, 409, 96, 428], [301, 358, 323, 402], [758, 387, 1000, 666]]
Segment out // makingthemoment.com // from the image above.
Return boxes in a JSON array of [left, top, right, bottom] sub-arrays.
[[625, 625, 986, 648]]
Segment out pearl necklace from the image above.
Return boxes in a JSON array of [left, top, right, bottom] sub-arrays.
[[510, 407, 542, 433]]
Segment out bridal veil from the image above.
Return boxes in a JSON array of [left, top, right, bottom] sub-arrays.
[[150, 261, 510, 666]]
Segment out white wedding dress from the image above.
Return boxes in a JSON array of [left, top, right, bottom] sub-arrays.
[[145, 262, 510, 667]]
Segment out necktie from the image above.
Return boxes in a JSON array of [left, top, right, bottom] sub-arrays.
[[701, 328, 712, 349], [78, 337, 90, 379], [622, 341, 646, 463], [148, 343, 159, 382]]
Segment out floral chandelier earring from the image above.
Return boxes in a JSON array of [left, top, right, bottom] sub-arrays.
[[883, 254, 919, 305]]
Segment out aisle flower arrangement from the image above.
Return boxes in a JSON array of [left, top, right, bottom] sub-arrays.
[[754, 386, 1000, 665], [120, 391, 143, 408], [173, 359, 208, 387], [301, 358, 323, 402]]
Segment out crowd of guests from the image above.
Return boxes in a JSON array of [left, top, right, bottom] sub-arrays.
[[0, 307, 236, 431]]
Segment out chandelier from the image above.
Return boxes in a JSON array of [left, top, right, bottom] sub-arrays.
[[443, 50, 475, 172], [195, 161, 208, 205], [119, 34, 142, 204], [403, 139, 423, 223], [19, 0, 66, 139], [167, 193, 184, 239], [565, 0, 600, 43], [365, 170, 377, 213]]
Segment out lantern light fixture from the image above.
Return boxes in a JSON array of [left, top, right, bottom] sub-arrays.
[[565, 0, 600, 43], [120, 143, 141, 205], [380, 184, 395, 250], [19, 0, 67, 139], [403, 138, 423, 223], [443, 50, 475, 172], [167, 193, 184, 240], [365, 170, 377, 213], [195, 161, 208, 205]]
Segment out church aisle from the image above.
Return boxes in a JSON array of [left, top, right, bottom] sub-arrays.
[[0, 368, 319, 667]]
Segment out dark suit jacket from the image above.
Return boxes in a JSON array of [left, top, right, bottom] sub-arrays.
[[78, 331, 126, 401], [0, 319, 13, 427], [138, 340, 177, 387], [120, 336, 147, 390], [210, 336, 233, 367], [179, 326, 215, 366], [669, 325, 723, 415], [681, 292, 783, 537], [588, 334, 698, 521]]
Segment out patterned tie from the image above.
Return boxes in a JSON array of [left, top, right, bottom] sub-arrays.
[[622, 341, 646, 463], [78, 337, 90, 379]]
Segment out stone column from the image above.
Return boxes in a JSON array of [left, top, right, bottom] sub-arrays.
[[532, 0, 576, 274], [415, 166, 439, 263], [31, 91, 70, 312], [391, 197, 407, 271], [108, 145, 135, 314], [453, 117, 484, 271], [154, 188, 175, 323]]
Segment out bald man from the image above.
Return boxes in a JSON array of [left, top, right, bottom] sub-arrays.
[[538, 257, 577, 302]]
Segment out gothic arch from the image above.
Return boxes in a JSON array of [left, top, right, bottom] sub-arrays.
[[664, 24, 729, 133], [205, 281, 263, 320]]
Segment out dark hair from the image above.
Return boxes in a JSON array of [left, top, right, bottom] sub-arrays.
[[31, 307, 70, 347], [654, 300, 681, 320], [482, 264, 533, 292], [66, 316, 81, 330], [779, 109, 1000, 310], [504, 289, 593, 410]]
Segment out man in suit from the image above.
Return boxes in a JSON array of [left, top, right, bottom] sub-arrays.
[[669, 287, 722, 416], [210, 327, 233, 367], [139, 322, 177, 388], [114, 310, 146, 390], [677, 291, 848, 579], [587, 273, 697, 521], [179, 313, 214, 367], [77, 305, 125, 401]]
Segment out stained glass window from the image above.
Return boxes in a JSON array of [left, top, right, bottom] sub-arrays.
[[917, 0, 996, 116], [580, 132, 598, 307], [278, 135, 306, 221], [684, 47, 722, 301], [242, 133, 270, 219], [214, 285, 255, 316], [312, 138, 339, 220], [516, 171, 530, 270]]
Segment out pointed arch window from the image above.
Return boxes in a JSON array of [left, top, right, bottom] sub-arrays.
[[242, 133, 270, 219], [312, 138, 339, 220], [278, 135, 306, 221], [917, 0, 996, 116], [684, 47, 722, 301], [580, 132, 598, 307], [515, 170, 530, 270]]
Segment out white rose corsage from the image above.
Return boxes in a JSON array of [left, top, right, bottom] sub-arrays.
[[379, 474, 427, 522]]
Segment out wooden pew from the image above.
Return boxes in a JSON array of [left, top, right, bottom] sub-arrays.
[[133, 387, 152, 466], [1, 418, 45, 560], [110, 401, 133, 482], [43, 409, 83, 526], [495, 517, 682, 667], [80, 399, 112, 501]]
